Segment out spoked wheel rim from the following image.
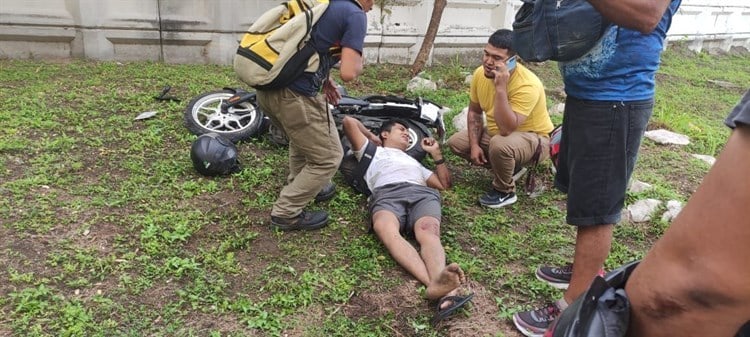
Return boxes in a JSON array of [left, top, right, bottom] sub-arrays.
[[405, 128, 420, 152], [191, 93, 260, 135]]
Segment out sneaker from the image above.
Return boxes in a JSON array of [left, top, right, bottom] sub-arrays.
[[478, 189, 517, 208], [314, 182, 336, 202], [512, 302, 562, 337], [271, 210, 329, 231], [536, 264, 606, 290]]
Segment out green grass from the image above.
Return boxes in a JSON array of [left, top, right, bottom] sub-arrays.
[[0, 44, 748, 336]]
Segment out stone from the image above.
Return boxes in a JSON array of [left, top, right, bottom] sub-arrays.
[[406, 76, 437, 92], [464, 74, 473, 85], [627, 199, 662, 223], [661, 200, 683, 223], [644, 129, 690, 145], [692, 154, 716, 166], [453, 107, 469, 131], [545, 87, 566, 100], [707, 79, 740, 89], [549, 103, 565, 115], [629, 180, 653, 193]]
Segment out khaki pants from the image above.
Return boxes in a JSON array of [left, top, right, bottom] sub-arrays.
[[447, 129, 548, 193], [256, 88, 342, 218]]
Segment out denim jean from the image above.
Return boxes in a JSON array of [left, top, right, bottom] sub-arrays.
[[554, 96, 654, 226]]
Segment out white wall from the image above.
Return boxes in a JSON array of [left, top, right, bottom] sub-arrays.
[[669, 0, 750, 52], [0, 0, 748, 65]]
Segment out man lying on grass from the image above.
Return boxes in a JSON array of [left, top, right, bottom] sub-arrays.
[[341, 116, 474, 324]]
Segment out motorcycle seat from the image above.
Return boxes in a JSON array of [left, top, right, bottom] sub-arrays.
[[337, 96, 370, 107]]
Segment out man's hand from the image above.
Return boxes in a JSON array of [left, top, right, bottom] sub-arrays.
[[423, 137, 452, 189], [369, 133, 383, 147], [323, 78, 342, 105], [422, 137, 440, 155], [470, 144, 487, 166], [492, 63, 510, 92]]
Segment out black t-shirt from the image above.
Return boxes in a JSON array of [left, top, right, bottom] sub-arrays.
[[725, 89, 750, 129]]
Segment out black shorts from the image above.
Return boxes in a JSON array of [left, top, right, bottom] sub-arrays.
[[368, 182, 441, 236], [555, 97, 654, 226]]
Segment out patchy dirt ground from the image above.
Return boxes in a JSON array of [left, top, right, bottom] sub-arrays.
[[2, 49, 738, 336]]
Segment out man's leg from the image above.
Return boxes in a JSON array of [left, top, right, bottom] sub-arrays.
[[372, 210, 431, 286], [412, 216, 465, 300], [514, 99, 646, 337], [562, 99, 652, 301], [486, 132, 541, 193], [447, 129, 472, 160], [625, 125, 750, 337], [447, 129, 492, 164], [372, 211, 464, 301], [477, 132, 539, 208], [564, 224, 613, 304], [287, 140, 305, 183], [272, 90, 342, 218]]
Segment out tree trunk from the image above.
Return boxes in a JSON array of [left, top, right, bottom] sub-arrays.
[[410, 0, 447, 76]]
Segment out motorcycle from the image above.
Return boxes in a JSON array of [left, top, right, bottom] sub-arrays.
[[183, 87, 447, 161]]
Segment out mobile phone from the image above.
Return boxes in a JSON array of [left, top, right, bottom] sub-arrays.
[[506, 55, 517, 71]]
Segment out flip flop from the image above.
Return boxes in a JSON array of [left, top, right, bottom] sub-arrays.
[[431, 292, 475, 326]]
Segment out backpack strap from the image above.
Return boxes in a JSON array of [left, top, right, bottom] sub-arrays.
[[350, 141, 377, 196], [350, 0, 364, 9], [524, 134, 543, 194]]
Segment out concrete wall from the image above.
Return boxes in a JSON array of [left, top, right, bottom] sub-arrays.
[[1, 0, 748, 65], [668, 0, 750, 52]]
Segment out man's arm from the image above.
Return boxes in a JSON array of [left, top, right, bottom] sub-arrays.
[[587, 0, 673, 34], [342, 116, 380, 152], [467, 101, 485, 146], [422, 138, 451, 190], [467, 101, 488, 166], [493, 93, 527, 136], [339, 47, 364, 82], [624, 125, 750, 337], [491, 63, 527, 136]]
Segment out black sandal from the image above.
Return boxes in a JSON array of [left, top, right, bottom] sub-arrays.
[[431, 293, 474, 326]]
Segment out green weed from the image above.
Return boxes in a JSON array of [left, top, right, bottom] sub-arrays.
[[0, 48, 746, 336]]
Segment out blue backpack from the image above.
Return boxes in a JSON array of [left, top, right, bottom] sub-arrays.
[[512, 0, 610, 62]]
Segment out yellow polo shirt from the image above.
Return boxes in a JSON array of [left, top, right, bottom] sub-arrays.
[[470, 63, 553, 137]]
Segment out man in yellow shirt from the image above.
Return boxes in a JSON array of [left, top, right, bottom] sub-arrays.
[[448, 29, 554, 208]]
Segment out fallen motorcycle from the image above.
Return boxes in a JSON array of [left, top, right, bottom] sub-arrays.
[[184, 87, 447, 161]]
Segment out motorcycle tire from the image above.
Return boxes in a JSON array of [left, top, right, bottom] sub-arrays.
[[184, 90, 265, 143], [267, 123, 289, 147], [403, 120, 429, 162]]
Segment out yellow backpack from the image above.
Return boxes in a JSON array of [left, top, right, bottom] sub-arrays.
[[233, 0, 330, 90]]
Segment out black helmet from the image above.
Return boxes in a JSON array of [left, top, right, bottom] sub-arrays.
[[190, 133, 241, 176]]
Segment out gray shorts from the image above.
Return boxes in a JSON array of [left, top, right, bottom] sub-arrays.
[[368, 182, 442, 237]]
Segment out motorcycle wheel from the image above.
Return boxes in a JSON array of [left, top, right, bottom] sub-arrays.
[[267, 123, 289, 147], [184, 90, 265, 143], [403, 120, 429, 162]]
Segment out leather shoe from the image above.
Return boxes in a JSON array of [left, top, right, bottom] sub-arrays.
[[271, 210, 328, 231], [314, 182, 336, 202]]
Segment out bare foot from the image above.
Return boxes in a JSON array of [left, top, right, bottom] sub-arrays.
[[425, 263, 465, 300]]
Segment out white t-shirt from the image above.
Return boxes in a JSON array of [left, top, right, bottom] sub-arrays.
[[353, 140, 433, 191]]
